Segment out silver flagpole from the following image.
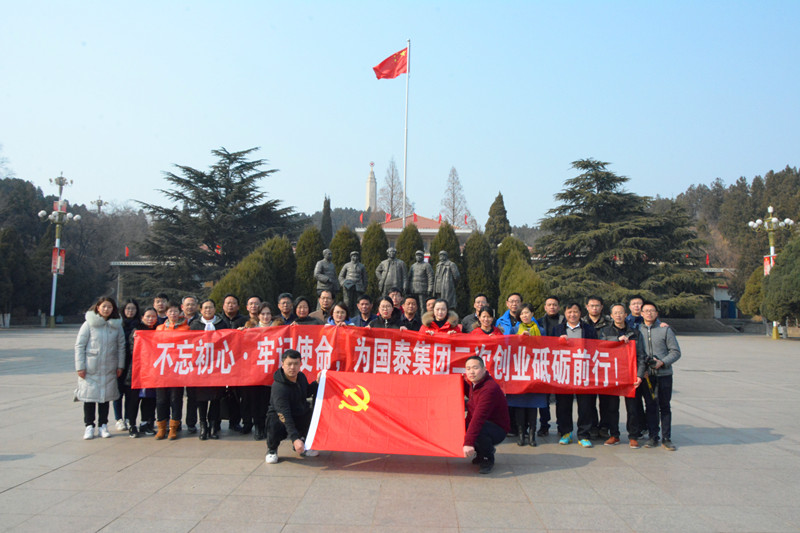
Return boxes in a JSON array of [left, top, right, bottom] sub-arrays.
[[402, 39, 410, 228]]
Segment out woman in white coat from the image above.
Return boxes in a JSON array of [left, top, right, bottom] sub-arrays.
[[75, 296, 125, 440]]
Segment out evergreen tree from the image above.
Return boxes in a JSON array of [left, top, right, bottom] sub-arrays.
[[294, 226, 325, 298], [763, 235, 800, 322], [463, 231, 497, 309], [485, 192, 511, 247], [0, 228, 32, 316], [536, 159, 711, 316], [320, 196, 333, 247], [498, 249, 548, 316], [329, 225, 362, 281], [496, 235, 530, 274], [209, 241, 277, 307], [360, 222, 388, 298], [139, 147, 302, 294], [395, 223, 424, 267], [737, 266, 763, 317], [263, 236, 296, 298]]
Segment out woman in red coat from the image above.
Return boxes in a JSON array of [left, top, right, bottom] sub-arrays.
[[420, 299, 461, 335]]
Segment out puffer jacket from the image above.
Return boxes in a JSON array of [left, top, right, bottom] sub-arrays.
[[75, 311, 125, 403], [639, 323, 681, 377], [420, 310, 461, 334]]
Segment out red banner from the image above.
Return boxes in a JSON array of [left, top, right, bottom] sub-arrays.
[[133, 326, 637, 396], [305, 371, 465, 457]]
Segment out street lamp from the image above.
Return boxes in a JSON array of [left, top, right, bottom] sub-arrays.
[[748, 205, 794, 339], [38, 173, 81, 328]]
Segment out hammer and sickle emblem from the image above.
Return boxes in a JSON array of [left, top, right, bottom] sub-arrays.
[[338, 385, 370, 412]]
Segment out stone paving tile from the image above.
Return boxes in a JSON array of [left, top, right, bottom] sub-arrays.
[[302, 475, 382, 499], [0, 467, 51, 492], [122, 493, 224, 521], [40, 490, 150, 519], [611, 504, 714, 532], [186, 457, 262, 475], [534, 502, 632, 531], [8, 513, 112, 533], [288, 494, 378, 525], [232, 473, 313, 498], [91, 466, 183, 492], [373, 498, 458, 528], [0, 487, 74, 514], [203, 494, 298, 523], [454, 501, 546, 529], [99, 517, 199, 532], [378, 476, 453, 500], [190, 521, 284, 533], [0, 514, 31, 532], [692, 505, 797, 532], [450, 476, 529, 502], [157, 472, 248, 495]]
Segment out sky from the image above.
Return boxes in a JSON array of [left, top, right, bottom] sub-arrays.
[[1, 1, 798, 227]]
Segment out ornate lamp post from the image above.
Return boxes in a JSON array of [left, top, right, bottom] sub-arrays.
[[748, 205, 794, 339], [38, 173, 81, 328]]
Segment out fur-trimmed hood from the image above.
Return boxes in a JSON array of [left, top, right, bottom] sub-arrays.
[[421, 310, 460, 328]]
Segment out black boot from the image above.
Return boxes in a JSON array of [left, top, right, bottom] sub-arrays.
[[199, 421, 209, 441], [209, 420, 219, 440], [516, 426, 526, 446], [253, 424, 265, 441], [528, 428, 537, 447]]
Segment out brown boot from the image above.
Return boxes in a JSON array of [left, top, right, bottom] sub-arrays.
[[168, 419, 181, 440], [155, 420, 167, 440]]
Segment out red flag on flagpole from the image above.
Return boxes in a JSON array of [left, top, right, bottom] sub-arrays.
[[359, 212, 364, 224], [385, 212, 391, 223], [706, 253, 710, 266], [464, 214, 468, 225], [413, 213, 418, 223], [306, 370, 465, 457], [373, 48, 408, 80], [125, 246, 129, 258], [438, 214, 442, 223]]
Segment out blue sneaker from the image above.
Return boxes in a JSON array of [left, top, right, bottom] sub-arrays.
[[559, 432, 572, 445], [578, 438, 593, 448]]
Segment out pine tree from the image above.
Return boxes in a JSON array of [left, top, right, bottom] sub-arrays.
[[536, 158, 711, 315], [485, 192, 511, 247], [329, 226, 362, 275], [263, 236, 296, 298], [320, 196, 333, 247], [463, 231, 497, 310], [395, 223, 424, 267], [498, 249, 548, 316], [762, 235, 800, 322], [360, 222, 389, 298], [294, 227, 325, 298], [738, 266, 763, 317], [496, 235, 530, 274], [139, 147, 302, 294], [209, 241, 277, 306]]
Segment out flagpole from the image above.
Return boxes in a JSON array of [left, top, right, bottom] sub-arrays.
[[402, 38, 410, 228]]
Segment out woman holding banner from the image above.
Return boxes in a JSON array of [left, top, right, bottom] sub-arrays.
[[189, 299, 228, 440]]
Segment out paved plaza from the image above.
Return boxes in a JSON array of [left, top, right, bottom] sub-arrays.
[[0, 328, 799, 532]]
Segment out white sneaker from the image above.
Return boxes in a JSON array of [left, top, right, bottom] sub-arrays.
[[83, 425, 95, 440], [265, 452, 278, 464], [302, 448, 319, 457], [115, 419, 127, 431], [99, 424, 111, 438]]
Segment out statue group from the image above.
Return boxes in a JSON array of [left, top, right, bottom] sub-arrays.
[[312, 247, 460, 315]]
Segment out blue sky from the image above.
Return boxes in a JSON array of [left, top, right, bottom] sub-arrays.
[[1, 1, 798, 227]]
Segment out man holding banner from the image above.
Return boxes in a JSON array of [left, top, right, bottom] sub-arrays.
[[265, 349, 319, 464], [463, 356, 510, 474]]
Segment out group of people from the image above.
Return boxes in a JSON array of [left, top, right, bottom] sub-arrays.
[[74, 285, 680, 474]]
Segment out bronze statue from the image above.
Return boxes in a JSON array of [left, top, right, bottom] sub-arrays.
[[433, 250, 460, 308], [338, 251, 368, 316], [313, 248, 340, 297], [375, 247, 407, 297], [408, 250, 434, 310]]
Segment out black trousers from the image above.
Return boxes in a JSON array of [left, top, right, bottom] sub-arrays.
[[643, 374, 673, 441], [185, 387, 197, 428], [242, 386, 270, 429], [125, 390, 141, 426], [266, 410, 312, 452], [474, 420, 506, 462], [140, 397, 156, 424], [555, 393, 595, 439], [197, 400, 220, 425], [156, 387, 183, 421], [599, 395, 621, 437], [513, 407, 538, 431], [624, 394, 642, 439], [84, 402, 109, 427]]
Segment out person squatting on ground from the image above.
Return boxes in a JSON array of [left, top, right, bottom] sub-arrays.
[[265, 349, 320, 464], [463, 355, 510, 474]]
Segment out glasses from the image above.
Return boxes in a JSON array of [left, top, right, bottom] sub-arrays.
[[642, 310, 657, 314]]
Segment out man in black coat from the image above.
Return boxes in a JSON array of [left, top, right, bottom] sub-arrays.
[[265, 350, 319, 464]]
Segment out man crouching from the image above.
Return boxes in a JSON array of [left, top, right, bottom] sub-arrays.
[[463, 356, 510, 474], [265, 349, 319, 464]]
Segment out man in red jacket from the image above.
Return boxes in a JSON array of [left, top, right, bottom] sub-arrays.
[[463, 356, 510, 474]]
